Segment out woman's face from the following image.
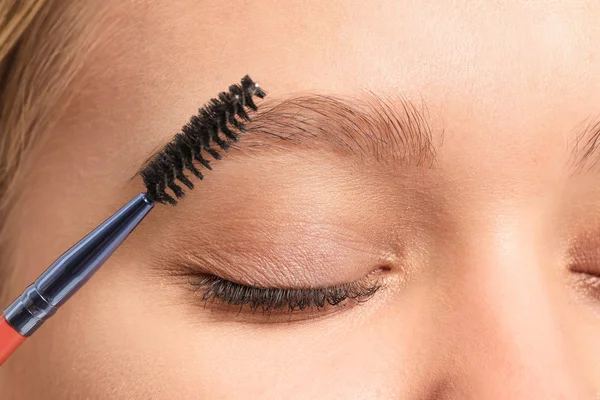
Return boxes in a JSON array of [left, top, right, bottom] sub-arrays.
[[3, 1, 600, 398]]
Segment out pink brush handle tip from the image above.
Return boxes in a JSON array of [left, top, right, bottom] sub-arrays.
[[0, 315, 25, 365]]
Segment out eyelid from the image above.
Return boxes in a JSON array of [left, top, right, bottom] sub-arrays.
[[568, 233, 600, 274], [567, 232, 600, 302]]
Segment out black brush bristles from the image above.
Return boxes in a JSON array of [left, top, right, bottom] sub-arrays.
[[140, 75, 266, 205]]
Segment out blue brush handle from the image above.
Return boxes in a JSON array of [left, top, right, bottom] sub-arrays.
[[3, 193, 153, 336]]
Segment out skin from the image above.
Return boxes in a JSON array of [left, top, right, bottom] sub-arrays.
[[2, 0, 600, 398]]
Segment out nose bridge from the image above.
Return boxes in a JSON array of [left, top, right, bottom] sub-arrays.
[[442, 217, 584, 398]]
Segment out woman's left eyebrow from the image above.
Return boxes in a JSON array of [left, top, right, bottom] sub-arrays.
[[569, 118, 600, 175]]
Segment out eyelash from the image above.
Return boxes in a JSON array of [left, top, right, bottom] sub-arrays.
[[189, 273, 383, 314]]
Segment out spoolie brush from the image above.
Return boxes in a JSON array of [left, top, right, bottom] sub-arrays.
[[0, 75, 266, 365], [140, 75, 267, 205]]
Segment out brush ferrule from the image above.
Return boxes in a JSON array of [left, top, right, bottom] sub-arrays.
[[3, 286, 56, 336]]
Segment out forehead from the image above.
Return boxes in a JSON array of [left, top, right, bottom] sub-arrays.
[[119, 1, 600, 96], [91, 2, 600, 123], [32, 1, 600, 202]]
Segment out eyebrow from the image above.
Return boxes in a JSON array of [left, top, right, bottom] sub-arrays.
[[237, 93, 437, 167], [570, 117, 600, 174], [137, 93, 438, 179]]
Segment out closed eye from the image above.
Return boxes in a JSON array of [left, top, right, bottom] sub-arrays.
[[185, 269, 387, 321]]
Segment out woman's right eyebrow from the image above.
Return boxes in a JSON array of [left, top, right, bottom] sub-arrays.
[[135, 93, 438, 178], [239, 94, 438, 168]]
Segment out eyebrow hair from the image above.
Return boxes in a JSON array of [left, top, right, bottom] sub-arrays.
[[570, 117, 600, 174], [236, 93, 437, 167]]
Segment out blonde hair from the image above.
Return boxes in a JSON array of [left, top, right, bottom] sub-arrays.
[[0, 0, 50, 297], [0, 0, 117, 213], [0, 0, 47, 210], [0, 0, 113, 297]]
